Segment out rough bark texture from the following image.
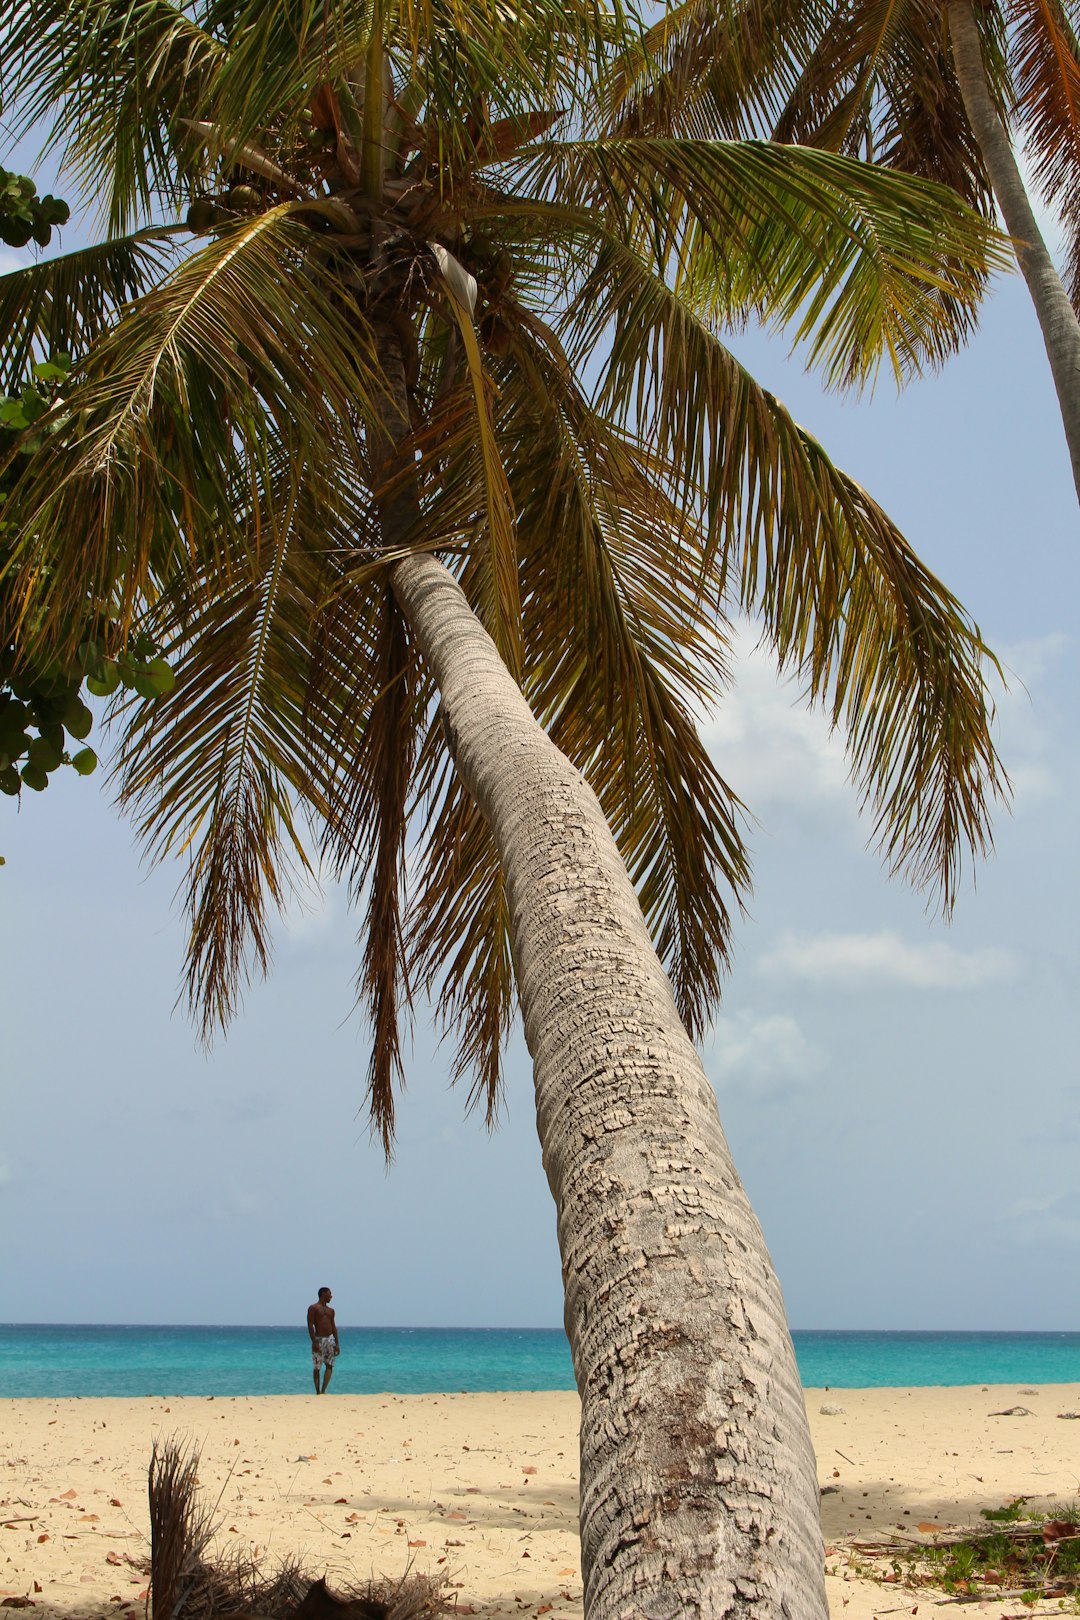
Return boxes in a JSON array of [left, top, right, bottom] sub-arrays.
[[388, 549, 826, 1620], [949, 0, 1080, 505], [370, 320, 825, 1618]]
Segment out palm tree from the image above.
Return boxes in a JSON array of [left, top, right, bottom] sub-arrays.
[[3, 1, 1008, 1612], [609, 0, 1080, 507]]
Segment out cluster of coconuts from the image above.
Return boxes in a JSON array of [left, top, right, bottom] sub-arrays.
[[186, 184, 264, 233]]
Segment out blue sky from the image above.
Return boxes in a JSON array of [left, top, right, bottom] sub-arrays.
[[1, 141, 1077, 1333]]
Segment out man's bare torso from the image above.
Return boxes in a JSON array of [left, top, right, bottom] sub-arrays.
[[308, 1301, 336, 1338]]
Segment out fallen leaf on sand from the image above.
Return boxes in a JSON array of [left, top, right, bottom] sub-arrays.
[[1042, 1521, 1078, 1542], [110, 1500, 122, 1508], [916, 1523, 944, 1533], [59, 1491, 77, 1501], [522, 1467, 537, 1475], [105, 1553, 122, 1566], [36, 1536, 48, 1545], [558, 1569, 577, 1576], [407, 1541, 426, 1548], [334, 1498, 348, 1505]]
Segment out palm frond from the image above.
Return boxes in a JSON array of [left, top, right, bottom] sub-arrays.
[[549, 236, 1005, 907], [0, 231, 178, 389], [114, 466, 344, 1035], [409, 740, 516, 1123], [492, 137, 1006, 387], [501, 329, 751, 1031], [776, 0, 998, 206], [6, 0, 224, 234], [603, 0, 830, 140], [1010, 0, 1080, 305], [314, 583, 421, 1156], [4, 205, 377, 660], [405, 309, 750, 1064], [430, 249, 522, 681]]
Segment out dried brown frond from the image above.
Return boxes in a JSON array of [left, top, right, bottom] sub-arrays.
[[1009, 0, 1080, 306], [409, 734, 515, 1123], [148, 1438, 446, 1620], [315, 587, 421, 1156]]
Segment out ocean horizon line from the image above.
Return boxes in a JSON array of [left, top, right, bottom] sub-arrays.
[[3, 1321, 1078, 1334], [2, 1324, 1078, 1394]]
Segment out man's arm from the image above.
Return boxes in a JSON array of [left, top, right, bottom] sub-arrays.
[[307, 1304, 318, 1344], [330, 1307, 340, 1352]]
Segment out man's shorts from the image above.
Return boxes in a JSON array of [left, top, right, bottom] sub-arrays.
[[312, 1335, 337, 1371]]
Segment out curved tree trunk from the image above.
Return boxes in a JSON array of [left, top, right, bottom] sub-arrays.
[[389, 547, 825, 1618], [367, 319, 825, 1617], [949, 0, 1080, 506]]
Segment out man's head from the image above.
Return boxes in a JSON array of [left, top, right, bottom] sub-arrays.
[[318, 1287, 332, 1302]]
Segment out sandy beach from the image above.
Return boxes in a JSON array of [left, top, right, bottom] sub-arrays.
[[2, 1385, 1078, 1619]]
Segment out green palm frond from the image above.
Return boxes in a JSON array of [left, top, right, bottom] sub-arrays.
[[604, 0, 829, 140], [553, 240, 1003, 906], [114, 470, 342, 1036], [501, 332, 750, 1031], [5, 205, 377, 656], [202, 0, 619, 172], [6, 0, 224, 234], [493, 137, 1006, 385], [0, 231, 178, 389], [1010, 0, 1080, 305], [406, 312, 750, 1061]]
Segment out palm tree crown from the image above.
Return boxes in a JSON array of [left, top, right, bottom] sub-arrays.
[[3, 0, 1007, 1146]]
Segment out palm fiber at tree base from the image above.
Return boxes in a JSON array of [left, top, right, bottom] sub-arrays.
[[148, 1439, 444, 1620]]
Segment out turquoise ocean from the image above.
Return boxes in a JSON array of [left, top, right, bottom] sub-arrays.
[[1, 1326, 1078, 1398]]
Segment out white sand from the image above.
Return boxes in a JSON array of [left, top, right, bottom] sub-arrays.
[[2, 1385, 1078, 1619]]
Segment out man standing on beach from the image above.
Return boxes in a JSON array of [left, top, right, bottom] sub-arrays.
[[307, 1287, 340, 1394]]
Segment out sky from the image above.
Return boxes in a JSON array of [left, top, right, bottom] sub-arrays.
[[1, 134, 1077, 1334]]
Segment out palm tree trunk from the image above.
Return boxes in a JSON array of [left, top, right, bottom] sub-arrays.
[[370, 324, 826, 1619], [949, 0, 1080, 506]]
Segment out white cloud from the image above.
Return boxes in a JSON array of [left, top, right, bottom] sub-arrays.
[[989, 632, 1072, 810], [700, 621, 852, 814], [758, 928, 1020, 990], [705, 1010, 822, 1096]]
